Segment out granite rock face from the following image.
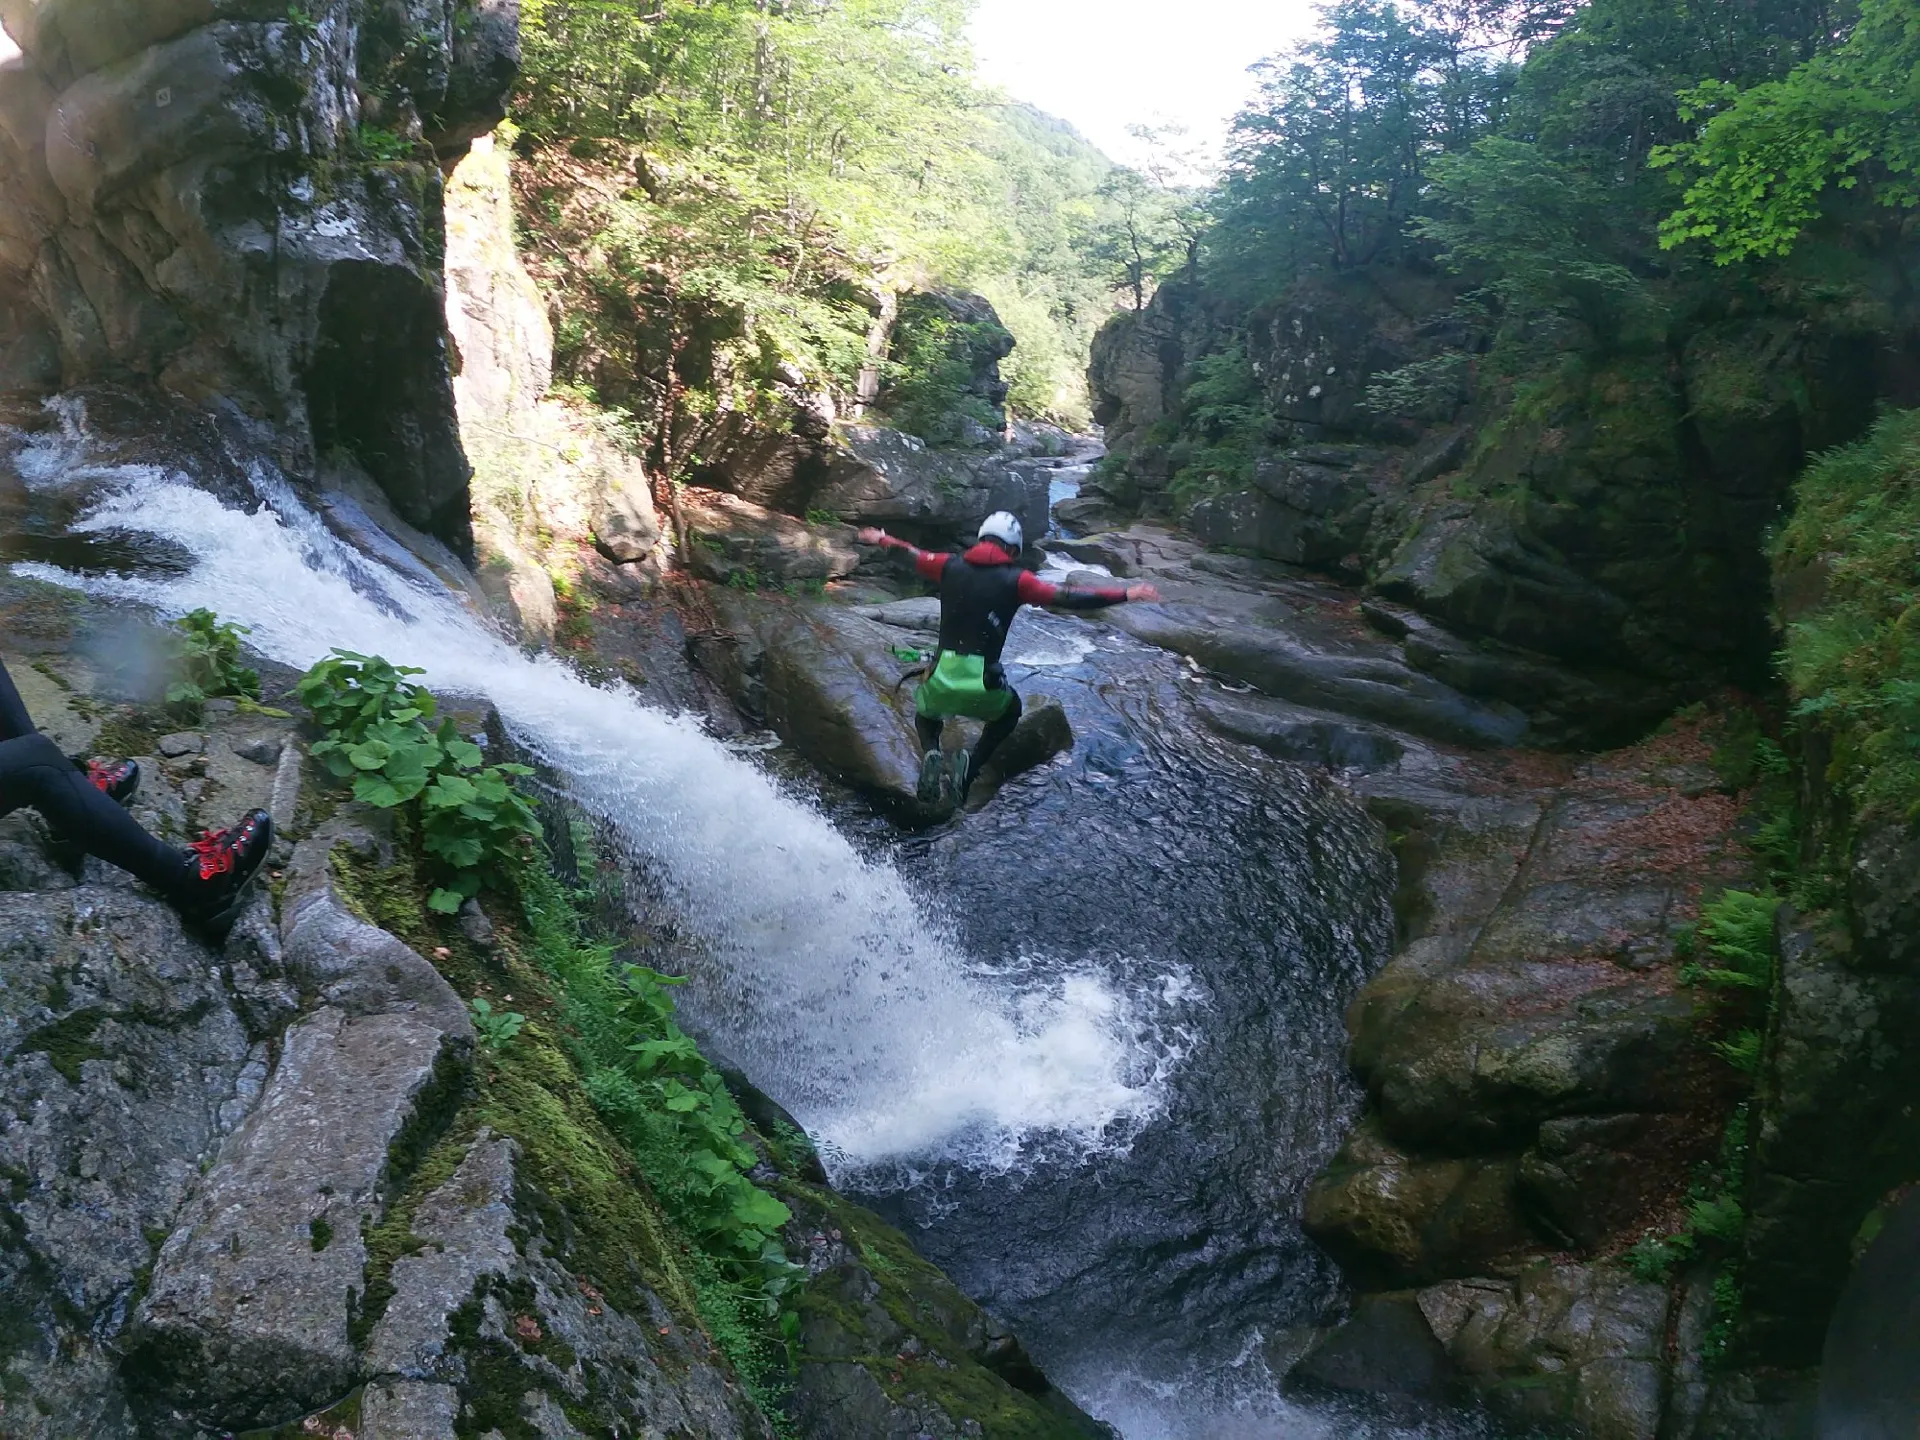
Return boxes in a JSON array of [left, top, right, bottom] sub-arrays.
[[1090, 263, 1909, 746], [0, 0, 521, 549]]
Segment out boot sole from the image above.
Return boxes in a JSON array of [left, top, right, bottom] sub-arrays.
[[946, 752, 971, 811], [917, 752, 945, 804]]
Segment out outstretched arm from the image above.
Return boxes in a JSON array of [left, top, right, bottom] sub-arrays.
[[1015, 572, 1161, 610], [857, 527, 949, 584]]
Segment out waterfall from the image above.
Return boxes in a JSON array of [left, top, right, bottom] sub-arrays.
[[6, 414, 1179, 1176]]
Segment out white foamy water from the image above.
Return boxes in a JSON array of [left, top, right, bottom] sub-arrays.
[[9, 435, 1180, 1174]]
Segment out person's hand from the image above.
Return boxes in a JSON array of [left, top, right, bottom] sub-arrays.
[[1126, 583, 1162, 603], [856, 527, 887, 546]]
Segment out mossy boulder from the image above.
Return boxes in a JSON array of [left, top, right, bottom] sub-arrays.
[[780, 1185, 1111, 1439]]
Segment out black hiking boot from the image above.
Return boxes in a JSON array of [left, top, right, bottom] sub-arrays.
[[917, 750, 945, 805], [177, 809, 273, 931], [946, 751, 973, 810], [77, 756, 140, 806]]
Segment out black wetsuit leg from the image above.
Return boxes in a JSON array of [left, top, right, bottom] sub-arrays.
[[915, 713, 944, 755], [964, 688, 1023, 791], [0, 663, 186, 899], [0, 658, 34, 740]]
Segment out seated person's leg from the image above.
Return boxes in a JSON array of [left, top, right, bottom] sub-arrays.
[[0, 658, 38, 742], [0, 732, 272, 920]]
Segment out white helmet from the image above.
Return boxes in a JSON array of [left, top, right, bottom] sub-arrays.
[[977, 511, 1024, 553]]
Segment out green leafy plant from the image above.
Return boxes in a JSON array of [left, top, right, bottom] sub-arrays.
[[1681, 890, 1780, 993], [1624, 1229, 1696, 1282], [469, 996, 525, 1051], [298, 651, 540, 912], [1654, 0, 1920, 265], [356, 124, 415, 162], [1689, 1193, 1747, 1243], [582, 965, 798, 1273], [1715, 1028, 1764, 1074], [166, 609, 262, 711]]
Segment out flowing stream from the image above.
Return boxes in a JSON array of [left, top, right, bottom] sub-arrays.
[[2, 399, 1490, 1438]]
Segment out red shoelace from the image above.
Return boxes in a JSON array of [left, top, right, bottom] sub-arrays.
[[87, 759, 125, 792], [187, 818, 257, 881]]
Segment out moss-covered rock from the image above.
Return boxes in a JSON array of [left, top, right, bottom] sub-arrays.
[[779, 1184, 1112, 1439]]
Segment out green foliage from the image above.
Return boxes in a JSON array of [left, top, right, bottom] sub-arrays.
[[516, 862, 805, 1327], [1130, 0, 1872, 515], [1776, 410, 1920, 823], [516, 2, 1125, 433], [1166, 342, 1274, 507], [879, 302, 1006, 445], [1365, 351, 1472, 424], [1623, 1101, 1753, 1359], [355, 124, 415, 162], [1715, 1028, 1764, 1074], [166, 609, 261, 711], [1624, 1228, 1696, 1282], [1656, 0, 1920, 264], [1417, 137, 1664, 360], [1685, 890, 1781, 993], [1209, 0, 1515, 303], [297, 651, 541, 912], [469, 996, 526, 1052], [1702, 1270, 1743, 1363], [1689, 1192, 1747, 1242]]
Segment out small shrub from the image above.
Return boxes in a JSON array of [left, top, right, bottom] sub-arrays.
[[298, 650, 540, 912], [167, 609, 261, 711], [469, 996, 526, 1051], [1624, 1230, 1695, 1282], [1689, 1193, 1747, 1243], [1715, 1028, 1763, 1074], [1691, 890, 1780, 993], [356, 124, 415, 162]]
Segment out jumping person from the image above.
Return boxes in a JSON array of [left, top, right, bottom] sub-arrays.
[[858, 513, 1160, 808], [0, 657, 273, 929]]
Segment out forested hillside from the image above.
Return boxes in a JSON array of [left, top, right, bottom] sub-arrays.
[[1090, 0, 1919, 742], [509, 0, 1130, 439], [1112, 0, 1911, 497]]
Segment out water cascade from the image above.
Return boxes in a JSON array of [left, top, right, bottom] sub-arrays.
[[4, 402, 1486, 1438]]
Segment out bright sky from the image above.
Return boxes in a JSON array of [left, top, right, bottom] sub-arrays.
[[969, 0, 1322, 172]]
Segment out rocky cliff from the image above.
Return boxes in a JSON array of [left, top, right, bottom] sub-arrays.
[[0, 0, 518, 550], [1089, 262, 1918, 747]]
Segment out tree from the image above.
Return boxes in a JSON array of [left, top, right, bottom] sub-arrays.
[[1418, 136, 1661, 359], [1205, 0, 1512, 303], [1091, 166, 1177, 311], [1127, 123, 1213, 283], [1654, 0, 1919, 264]]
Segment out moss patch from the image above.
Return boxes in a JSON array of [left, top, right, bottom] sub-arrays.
[[781, 1183, 1104, 1438], [328, 832, 705, 1337], [18, 1009, 106, 1084], [352, 1126, 474, 1348]]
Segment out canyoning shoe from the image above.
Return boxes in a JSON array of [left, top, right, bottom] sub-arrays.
[[78, 756, 141, 807], [946, 750, 973, 809], [917, 749, 945, 805], [177, 809, 274, 931]]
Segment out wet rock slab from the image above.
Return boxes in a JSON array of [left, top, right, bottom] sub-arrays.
[[133, 1005, 471, 1429]]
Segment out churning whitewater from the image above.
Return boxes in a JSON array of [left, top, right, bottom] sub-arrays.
[[6, 410, 1184, 1177]]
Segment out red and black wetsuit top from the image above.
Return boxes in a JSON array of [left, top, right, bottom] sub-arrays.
[[893, 539, 1131, 667]]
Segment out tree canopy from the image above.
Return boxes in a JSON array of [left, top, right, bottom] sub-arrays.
[[513, 0, 1134, 432]]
